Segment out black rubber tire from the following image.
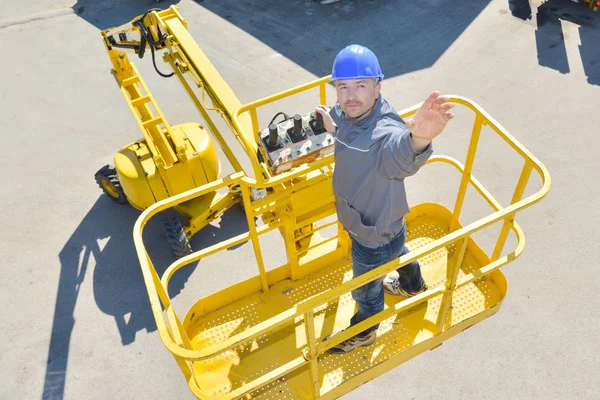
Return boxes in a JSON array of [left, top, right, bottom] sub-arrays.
[[95, 165, 127, 204], [163, 212, 193, 259]]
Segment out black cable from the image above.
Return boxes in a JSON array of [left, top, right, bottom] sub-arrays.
[[134, 8, 174, 78], [151, 46, 174, 78], [269, 112, 290, 126], [136, 8, 163, 26]]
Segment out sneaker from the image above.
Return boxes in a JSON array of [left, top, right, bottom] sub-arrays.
[[327, 330, 377, 354], [383, 278, 427, 297]]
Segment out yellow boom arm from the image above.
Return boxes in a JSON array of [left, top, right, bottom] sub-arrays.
[[101, 6, 253, 174]]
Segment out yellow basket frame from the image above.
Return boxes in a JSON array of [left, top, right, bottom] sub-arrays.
[[132, 76, 551, 399]]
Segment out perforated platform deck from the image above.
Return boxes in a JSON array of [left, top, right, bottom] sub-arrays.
[[184, 206, 506, 399]]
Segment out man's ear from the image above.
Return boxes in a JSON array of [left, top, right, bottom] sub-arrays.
[[375, 82, 382, 97]]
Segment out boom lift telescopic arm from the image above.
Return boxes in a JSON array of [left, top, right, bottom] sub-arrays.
[[101, 7, 255, 176]]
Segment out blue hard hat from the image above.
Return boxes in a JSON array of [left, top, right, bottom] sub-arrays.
[[331, 44, 384, 81]]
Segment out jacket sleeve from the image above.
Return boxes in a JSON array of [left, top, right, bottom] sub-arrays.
[[376, 121, 433, 179]]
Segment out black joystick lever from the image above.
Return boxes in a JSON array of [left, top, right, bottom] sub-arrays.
[[268, 124, 278, 147], [288, 114, 307, 143], [263, 123, 282, 151], [293, 114, 303, 137], [315, 111, 324, 130], [309, 110, 327, 135]]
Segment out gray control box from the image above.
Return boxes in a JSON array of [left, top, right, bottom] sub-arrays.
[[258, 113, 335, 175]]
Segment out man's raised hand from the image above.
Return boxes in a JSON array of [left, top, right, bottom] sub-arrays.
[[406, 91, 455, 143]]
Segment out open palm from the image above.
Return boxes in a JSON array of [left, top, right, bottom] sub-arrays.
[[406, 92, 455, 140]]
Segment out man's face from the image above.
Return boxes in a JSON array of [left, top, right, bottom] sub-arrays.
[[335, 78, 381, 119]]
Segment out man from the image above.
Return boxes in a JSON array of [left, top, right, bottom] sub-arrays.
[[315, 44, 455, 354]]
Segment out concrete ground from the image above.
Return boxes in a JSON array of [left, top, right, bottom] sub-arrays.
[[1, 0, 599, 399]]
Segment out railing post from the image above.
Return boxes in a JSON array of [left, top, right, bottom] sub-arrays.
[[435, 236, 469, 334], [304, 311, 321, 398], [241, 184, 269, 292], [319, 82, 327, 106], [492, 161, 533, 261], [250, 108, 259, 142], [282, 206, 301, 281], [450, 114, 484, 232], [146, 254, 195, 381]]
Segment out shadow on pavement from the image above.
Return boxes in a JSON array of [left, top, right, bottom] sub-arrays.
[[194, 0, 492, 80], [73, 0, 599, 86], [529, 0, 599, 85], [42, 196, 147, 399], [73, 0, 492, 81], [73, 0, 181, 30], [42, 193, 249, 399]]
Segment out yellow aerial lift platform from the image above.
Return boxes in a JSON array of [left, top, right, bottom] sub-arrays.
[[97, 6, 551, 399]]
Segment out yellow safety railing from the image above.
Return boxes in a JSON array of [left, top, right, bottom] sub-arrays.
[[132, 78, 551, 399]]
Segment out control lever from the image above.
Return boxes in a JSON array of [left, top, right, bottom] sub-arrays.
[[288, 114, 307, 143], [268, 124, 278, 147], [309, 110, 327, 135], [293, 114, 303, 137], [315, 111, 324, 130]]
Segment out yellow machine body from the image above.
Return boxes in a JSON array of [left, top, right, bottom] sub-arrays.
[[114, 123, 220, 211], [100, 6, 552, 400]]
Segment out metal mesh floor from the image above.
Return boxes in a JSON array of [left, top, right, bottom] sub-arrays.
[[185, 209, 504, 399]]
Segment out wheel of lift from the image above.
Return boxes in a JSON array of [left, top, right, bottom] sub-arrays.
[[94, 165, 127, 204], [163, 211, 193, 259]]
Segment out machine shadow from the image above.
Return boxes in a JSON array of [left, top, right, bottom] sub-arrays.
[[181, 0, 492, 81], [73, 0, 181, 30], [42, 194, 249, 400], [533, 0, 599, 85], [187, 203, 251, 253], [42, 196, 149, 400], [72, 0, 496, 82]]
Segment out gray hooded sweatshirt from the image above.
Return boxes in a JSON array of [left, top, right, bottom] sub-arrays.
[[330, 95, 433, 249]]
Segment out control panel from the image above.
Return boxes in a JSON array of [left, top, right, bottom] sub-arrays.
[[257, 111, 335, 175]]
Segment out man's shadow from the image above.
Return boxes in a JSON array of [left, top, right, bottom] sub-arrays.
[[42, 193, 249, 400], [529, 0, 599, 85]]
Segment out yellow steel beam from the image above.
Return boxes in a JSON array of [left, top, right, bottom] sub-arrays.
[[163, 50, 244, 173], [241, 184, 269, 293], [450, 114, 484, 232], [492, 161, 533, 260], [435, 236, 469, 334], [163, 16, 258, 176], [304, 311, 321, 398]]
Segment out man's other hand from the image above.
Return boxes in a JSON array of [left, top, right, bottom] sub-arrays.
[[315, 105, 337, 133]]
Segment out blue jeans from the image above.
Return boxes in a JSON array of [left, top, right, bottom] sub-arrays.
[[349, 222, 425, 335]]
